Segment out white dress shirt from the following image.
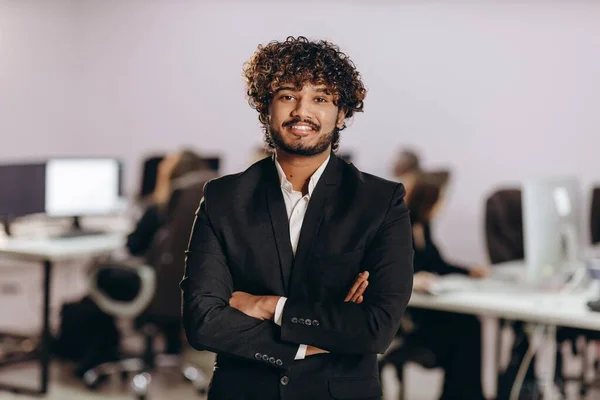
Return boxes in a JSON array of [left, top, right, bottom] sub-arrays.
[[272, 154, 330, 360]]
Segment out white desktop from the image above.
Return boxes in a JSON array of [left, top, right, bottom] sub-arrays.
[[522, 177, 583, 284]]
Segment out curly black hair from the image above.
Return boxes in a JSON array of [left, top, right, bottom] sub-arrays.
[[243, 36, 367, 152]]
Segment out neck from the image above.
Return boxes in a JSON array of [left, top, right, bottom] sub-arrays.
[[276, 149, 330, 194]]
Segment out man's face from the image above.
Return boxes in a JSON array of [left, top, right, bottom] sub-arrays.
[[268, 83, 345, 156]]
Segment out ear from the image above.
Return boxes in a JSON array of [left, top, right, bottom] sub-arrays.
[[336, 108, 346, 129]]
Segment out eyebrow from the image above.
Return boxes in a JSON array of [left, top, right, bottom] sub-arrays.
[[274, 86, 333, 95]]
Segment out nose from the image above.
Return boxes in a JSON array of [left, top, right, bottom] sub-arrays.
[[291, 97, 313, 120]]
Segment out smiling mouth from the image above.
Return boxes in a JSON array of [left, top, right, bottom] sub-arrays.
[[287, 124, 318, 137]]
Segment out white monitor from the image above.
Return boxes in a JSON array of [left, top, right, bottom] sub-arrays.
[[522, 177, 582, 283], [45, 158, 121, 217]]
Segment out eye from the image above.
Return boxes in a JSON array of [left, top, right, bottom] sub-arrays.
[[280, 95, 295, 101], [315, 97, 328, 103]]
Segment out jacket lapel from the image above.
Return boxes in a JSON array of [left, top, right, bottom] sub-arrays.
[[288, 155, 341, 297], [264, 161, 295, 293]]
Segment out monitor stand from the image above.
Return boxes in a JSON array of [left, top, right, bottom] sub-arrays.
[[57, 216, 105, 238], [2, 217, 12, 237]]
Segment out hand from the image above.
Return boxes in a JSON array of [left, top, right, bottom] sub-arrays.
[[229, 292, 279, 320], [413, 271, 438, 293], [344, 271, 369, 304], [152, 153, 180, 204], [469, 265, 491, 279], [152, 181, 171, 205]]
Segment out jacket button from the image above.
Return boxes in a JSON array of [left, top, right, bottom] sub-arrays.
[[313, 320, 319, 327], [254, 353, 262, 360], [262, 354, 269, 361], [269, 357, 275, 364], [291, 317, 298, 323], [305, 319, 312, 326], [276, 359, 283, 366], [280, 376, 289, 386], [298, 318, 305, 324]]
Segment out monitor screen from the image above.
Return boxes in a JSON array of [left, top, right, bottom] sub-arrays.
[[0, 163, 46, 219], [45, 158, 121, 217], [140, 156, 164, 198], [203, 157, 220, 172]]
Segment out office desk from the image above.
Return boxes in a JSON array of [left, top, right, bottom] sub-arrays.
[[409, 284, 600, 331], [0, 234, 125, 396], [408, 275, 600, 399]]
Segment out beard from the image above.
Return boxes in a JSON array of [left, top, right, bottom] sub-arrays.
[[268, 119, 334, 156]]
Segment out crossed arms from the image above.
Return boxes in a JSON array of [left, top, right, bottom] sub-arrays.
[[180, 183, 414, 370]]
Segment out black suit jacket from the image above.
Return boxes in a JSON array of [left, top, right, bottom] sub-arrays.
[[181, 154, 414, 400]]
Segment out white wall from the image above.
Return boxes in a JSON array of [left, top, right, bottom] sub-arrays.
[[2, 0, 600, 264], [0, 0, 81, 160]]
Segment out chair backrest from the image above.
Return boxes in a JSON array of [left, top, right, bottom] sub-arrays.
[[139, 155, 166, 199], [591, 187, 600, 245], [88, 260, 156, 318], [484, 188, 524, 264], [143, 172, 213, 319]]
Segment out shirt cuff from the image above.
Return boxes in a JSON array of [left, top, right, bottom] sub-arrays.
[[274, 296, 287, 326], [294, 344, 307, 360]]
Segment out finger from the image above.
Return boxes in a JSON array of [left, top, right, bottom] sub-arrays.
[[344, 272, 367, 302], [350, 280, 368, 302], [350, 280, 369, 303], [344, 273, 366, 302], [356, 295, 363, 304]]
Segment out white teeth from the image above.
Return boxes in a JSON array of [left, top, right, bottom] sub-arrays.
[[291, 125, 313, 131]]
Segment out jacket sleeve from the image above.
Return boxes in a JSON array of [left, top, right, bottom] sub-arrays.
[[180, 182, 299, 369], [280, 184, 414, 354]]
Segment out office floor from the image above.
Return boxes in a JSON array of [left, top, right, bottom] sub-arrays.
[[0, 349, 599, 400]]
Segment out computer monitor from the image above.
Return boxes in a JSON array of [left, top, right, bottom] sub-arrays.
[[0, 163, 46, 235], [140, 155, 164, 198], [522, 177, 582, 283], [45, 158, 122, 236], [203, 157, 220, 173]]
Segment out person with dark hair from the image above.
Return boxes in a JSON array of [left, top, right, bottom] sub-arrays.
[[126, 149, 209, 256], [381, 171, 488, 400], [181, 36, 414, 399], [392, 149, 421, 196]]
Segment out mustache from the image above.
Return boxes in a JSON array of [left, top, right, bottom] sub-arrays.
[[282, 118, 320, 131]]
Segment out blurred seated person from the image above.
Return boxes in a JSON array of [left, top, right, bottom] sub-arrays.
[[392, 148, 421, 196], [381, 171, 489, 400], [126, 149, 209, 257], [124, 149, 214, 356]]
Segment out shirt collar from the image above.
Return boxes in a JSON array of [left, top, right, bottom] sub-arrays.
[[275, 154, 330, 196]]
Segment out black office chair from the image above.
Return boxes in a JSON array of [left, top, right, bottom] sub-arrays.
[[377, 314, 442, 400], [591, 187, 600, 246], [82, 259, 207, 399]]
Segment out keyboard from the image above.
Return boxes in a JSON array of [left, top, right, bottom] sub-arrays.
[[425, 276, 476, 295]]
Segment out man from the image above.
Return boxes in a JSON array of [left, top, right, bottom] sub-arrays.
[[181, 36, 414, 400]]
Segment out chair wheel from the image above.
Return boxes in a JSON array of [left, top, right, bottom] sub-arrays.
[[132, 372, 151, 398], [83, 370, 107, 391]]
